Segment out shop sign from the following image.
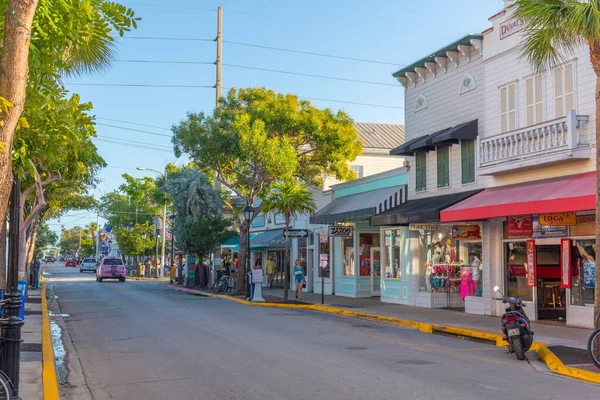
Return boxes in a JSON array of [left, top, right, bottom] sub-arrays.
[[451, 225, 481, 240], [319, 253, 328, 268], [532, 215, 568, 238], [539, 212, 576, 226], [526, 240, 536, 287], [500, 17, 525, 40], [570, 215, 596, 236], [560, 238, 571, 289], [507, 215, 533, 236], [409, 224, 439, 231], [319, 230, 329, 243], [328, 225, 353, 237]]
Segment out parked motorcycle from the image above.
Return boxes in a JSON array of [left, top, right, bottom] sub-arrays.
[[493, 286, 534, 360]]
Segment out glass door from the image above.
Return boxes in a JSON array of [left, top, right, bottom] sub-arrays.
[[370, 247, 381, 296]]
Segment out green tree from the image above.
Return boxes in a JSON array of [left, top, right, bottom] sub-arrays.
[[34, 221, 58, 257], [172, 87, 362, 292], [510, 0, 600, 327], [100, 174, 159, 229], [260, 182, 317, 300], [114, 223, 154, 259]]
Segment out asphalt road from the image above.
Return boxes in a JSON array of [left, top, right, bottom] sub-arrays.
[[44, 263, 600, 400]]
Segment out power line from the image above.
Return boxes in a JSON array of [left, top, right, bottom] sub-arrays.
[[96, 123, 173, 138], [121, 36, 214, 42], [298, 96, 403, 110], [93, 138, 173, 153], [105, 165, 147, 171], [224, 63, 398, 87], [114, 59, 214, 66], [67, 83, 214, 89], [223, 40, 404, 66], [98, 135, 172, 149], [96, 118, 171, 131], [127, 2, 216, 12]]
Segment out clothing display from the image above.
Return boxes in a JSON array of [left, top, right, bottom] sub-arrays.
[[459, 268, 476, 299]]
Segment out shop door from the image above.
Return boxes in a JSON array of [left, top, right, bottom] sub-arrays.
[[306, 249, 314, 292], [370, 247, 381, 296], [535, 241, 566, 321]]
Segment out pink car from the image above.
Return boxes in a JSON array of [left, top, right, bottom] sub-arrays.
[[96, 257, 126, 283]]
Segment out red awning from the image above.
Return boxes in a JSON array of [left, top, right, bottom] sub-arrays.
[[440, 172, 596, 222]]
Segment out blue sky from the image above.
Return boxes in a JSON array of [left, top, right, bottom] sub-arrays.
[[52, 0, 504, 236]]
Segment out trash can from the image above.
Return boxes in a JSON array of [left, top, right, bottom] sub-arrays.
[[0, 281, 26, 320]]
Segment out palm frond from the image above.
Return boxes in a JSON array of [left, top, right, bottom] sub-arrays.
[[260, 181, 317, 221]]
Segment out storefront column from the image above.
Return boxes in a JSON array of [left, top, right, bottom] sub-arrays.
[[488, 219, 505, 317]]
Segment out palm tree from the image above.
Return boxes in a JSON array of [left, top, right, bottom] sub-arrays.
[[260, 182, 317, 301], [510, 0, 600, 327]]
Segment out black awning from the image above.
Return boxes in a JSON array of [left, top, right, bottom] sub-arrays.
[[431, 119, 478, 145], [390, 136, 422, 156], [369, 189, 483, 226], [407, 127, 452, 152]]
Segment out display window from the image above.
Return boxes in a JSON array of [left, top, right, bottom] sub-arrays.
[[298, 237, 308, 276], [358, 233, 379, 277], [571, 239, 595, 306], [505, 241, 533, 302], [319, 240, 330, 278], [418, 224, 483, 298], [342, 237, 355, 276], [383, 229, 402, 279]]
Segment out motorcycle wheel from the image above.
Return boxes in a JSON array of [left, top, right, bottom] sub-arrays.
[[512, 337, 526, 360]]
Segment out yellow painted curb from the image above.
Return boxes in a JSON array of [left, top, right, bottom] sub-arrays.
[[165, 283, 600, 384], [41, 284, 60, 399]]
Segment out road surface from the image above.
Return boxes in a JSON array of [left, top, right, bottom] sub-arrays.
[[44, 263, 600, 400]]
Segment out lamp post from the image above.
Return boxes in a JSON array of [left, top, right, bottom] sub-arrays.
[[242, 205, 255, 300], [141, 231, 147, 277], [137, 166, 168, 278]]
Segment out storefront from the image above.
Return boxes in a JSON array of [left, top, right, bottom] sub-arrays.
[[441, 172, 596, 327], [249, 229, 286, 287]]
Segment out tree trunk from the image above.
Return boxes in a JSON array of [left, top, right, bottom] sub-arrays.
[[25, 219, 40, 283], [283, 215, 290, 301], [0, 211, 7, 290], [0, 2, 39, 238], [591, 44, 600, 329], [237, 221, 248, 295]]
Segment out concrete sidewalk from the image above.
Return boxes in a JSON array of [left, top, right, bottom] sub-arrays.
[[262, 288, 592, 350], [21, 287, 43, 400]]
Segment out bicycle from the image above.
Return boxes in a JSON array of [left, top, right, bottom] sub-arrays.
[[211, 272, 238, 294], [588, 313, 600, 368]]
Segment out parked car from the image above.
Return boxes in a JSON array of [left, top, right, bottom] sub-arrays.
[[65, 259, 77, 267], [96, 257, 126, 282], [45, 257, 55, 263], [80, 258, 97, 273]]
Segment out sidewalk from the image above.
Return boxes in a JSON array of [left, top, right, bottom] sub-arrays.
[[21, 287, 43, 400]]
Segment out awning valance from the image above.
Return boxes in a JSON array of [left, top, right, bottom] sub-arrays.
[[310, 185, 406, 224], [370, 189, 483, 226], [440, 172, 595, 222], [250, 230, 285, 249], [390, 119, 478, 156]]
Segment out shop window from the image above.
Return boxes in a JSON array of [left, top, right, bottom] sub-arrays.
[[318, 239, 330, 278], [461, 139, 475, 184], [571, 239, 595, 307], [525, 73, 544, 126], [554, 62, 574, 118], [505, 242, 533, 302], [298, 237, 308, 277], [437, 146, 450, 188], [415, 152, 427, 192], [251, 214, 265, 228], [358, 233, 380, 277], [418, 225, 483, 298], [351, 165, 364, 178], [384, 229, 402, 279], [274, 213, 285, 225], [500, 83, 517, 133], [342, 237, 355, 276]]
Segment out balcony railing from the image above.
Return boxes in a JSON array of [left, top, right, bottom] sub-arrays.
[[479, 110, 588, 174]]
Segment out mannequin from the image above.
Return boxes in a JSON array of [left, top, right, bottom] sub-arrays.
[[425, 262, 433, 292], [471, 256, 481, 281]]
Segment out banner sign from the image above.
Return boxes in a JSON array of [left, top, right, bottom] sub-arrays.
[[451, 225, 481, 240], [500, 17, 525, 40], [526, 239, 536, 287], [507, 215, 533, 236], [328, 226, 353, 237], [539, 212, 576, 226], [570, 215, 596, 236], [560, 238, 571, 289], [409, 224, 439, 231], [319, 230, 329, 243], [532, 215, 568, 238]]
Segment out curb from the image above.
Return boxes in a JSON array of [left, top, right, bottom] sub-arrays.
[[41, 284, 60, 399], [130, 277, 170, 281], [165, 283, 600, 384]]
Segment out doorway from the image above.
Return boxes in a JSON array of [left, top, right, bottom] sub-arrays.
[[370, 247, 381, 296], [535, 241, 566, 321]]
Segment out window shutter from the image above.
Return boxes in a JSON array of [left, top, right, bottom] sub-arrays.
[[526, 77, 534, 126], [415, 153, 427, 191], [461, 139, 475, 184], [564, 63, 574, 113], [437, 146, 449, 188], [534, 74, 543, 124], [500, 87, 508, 133], [508, 84, 516, 131], [555, 67, 564, 118]]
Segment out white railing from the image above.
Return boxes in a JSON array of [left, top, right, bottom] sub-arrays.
[[480, 110, 580, 166]]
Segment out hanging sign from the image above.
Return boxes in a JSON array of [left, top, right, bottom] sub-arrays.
[[526, 239, 536, 287], [500, 17, 525, 40], [570, 215, 596, 236], [560, 238, 571, 288], [451, 225, 481, 240], [409, 224, 439, 231], [328, 226, 353, 237], [539, 212, 576, 226], [507, 215, 533, 236], [319, 230, 329, 243]]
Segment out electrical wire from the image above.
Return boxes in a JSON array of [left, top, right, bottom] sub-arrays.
[[114, 59, 214, 66], [93, 138, 173, 153], [96, 123, 173, 138], [67, 83, 214, 89], [97, 134, 172, 149], [121, 36, 214, 42], [96, 118, 171, 131]]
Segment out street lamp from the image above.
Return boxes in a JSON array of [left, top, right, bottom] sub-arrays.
[[137, 166, 168, 278], [242, 205, 255, 299], [141, 231, 147, 277]]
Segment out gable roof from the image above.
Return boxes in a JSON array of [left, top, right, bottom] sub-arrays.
[[354, 122, 404, 150]]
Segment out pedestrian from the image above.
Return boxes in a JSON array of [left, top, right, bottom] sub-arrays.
[[266, 256, 276, 288], [293, 259, 304, 300], [169, 261, 176, 283]]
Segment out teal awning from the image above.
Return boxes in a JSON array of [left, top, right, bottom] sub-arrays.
[[250, 229, 285, 249], [222, 235, 239, 251]]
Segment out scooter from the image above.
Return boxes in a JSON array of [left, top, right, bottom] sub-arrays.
[[493, 285, 534, 360]]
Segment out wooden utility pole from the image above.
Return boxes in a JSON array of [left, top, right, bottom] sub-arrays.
[[212, 6, 223, 285]]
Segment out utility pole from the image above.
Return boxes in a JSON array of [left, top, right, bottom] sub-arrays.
[[95, 210, 100, 261], [154, 224, 159, 278], [160, 170, 168, 278], [212, 5, 223, 285]]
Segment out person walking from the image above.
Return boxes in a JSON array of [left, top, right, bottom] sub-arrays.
[[266, 256, 276, 288], [293, 259, 304, 300], [169, 261, 176, 283]]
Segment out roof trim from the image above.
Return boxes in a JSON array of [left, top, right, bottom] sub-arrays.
[[392, 34, 483, 78]]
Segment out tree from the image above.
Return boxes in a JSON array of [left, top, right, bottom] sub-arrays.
[[114, 223, 154, 259], [34, 221, 57, 258], [260, 182, 317, 300], [510, 0, 600, 328], [172, 87, 362, 292]]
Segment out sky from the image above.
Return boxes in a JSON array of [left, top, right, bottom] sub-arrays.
[[51, 0, 505, 237]]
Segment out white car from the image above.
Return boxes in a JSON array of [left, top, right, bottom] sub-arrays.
[[80, 258, 97, 273]]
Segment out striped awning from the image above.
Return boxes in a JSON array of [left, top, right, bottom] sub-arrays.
[[376, 185, 408, 215]]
